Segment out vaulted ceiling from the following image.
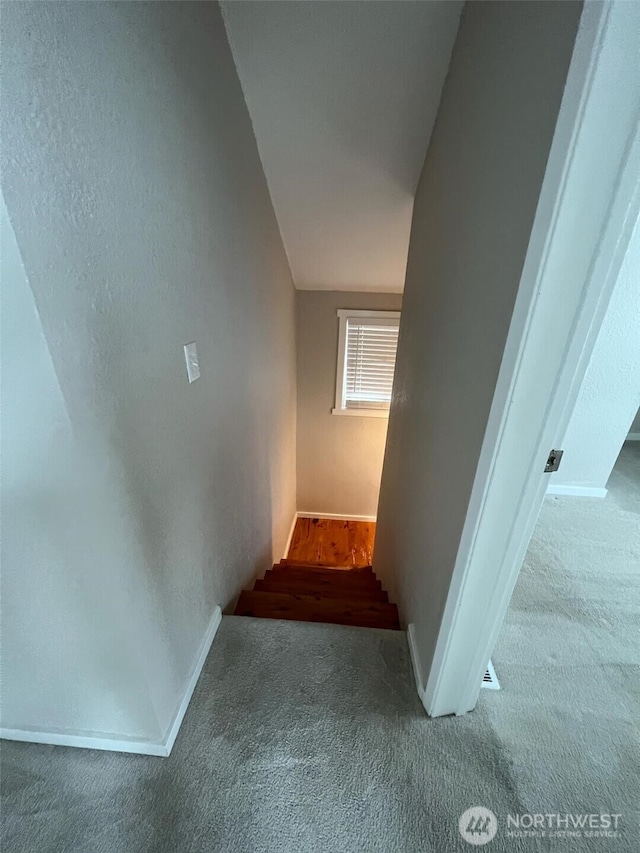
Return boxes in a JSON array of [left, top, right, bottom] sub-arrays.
[[222, 1, 462, 293]]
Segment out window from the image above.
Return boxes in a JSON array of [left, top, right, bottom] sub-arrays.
[[333, 309, 401, 417]]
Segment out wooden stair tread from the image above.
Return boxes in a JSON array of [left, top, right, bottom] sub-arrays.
[[274, 565, 376, 582], [264, 571, 383, 594], [267, 566, 380, 587], [254, 576, 389, 602], [234, 590, 400, 630], [278, 559, 373, 572], [261, 569, 383, 592]]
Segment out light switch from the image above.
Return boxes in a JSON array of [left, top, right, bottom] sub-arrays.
[[183, 342, 200, 383]]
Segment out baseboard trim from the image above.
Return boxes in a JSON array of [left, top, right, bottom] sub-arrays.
[[162, 605, 222, 755], [626, 432, 640, 441], [0, 726, 171, 756], [296, 511, 377, 523], [546, 484, 607, 498], [0, 606, 223, 757], [406, 624, 429, 715], [283, 513, 298, 559]]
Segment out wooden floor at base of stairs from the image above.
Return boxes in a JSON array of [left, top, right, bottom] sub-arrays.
[[287, 518, 375, 567]]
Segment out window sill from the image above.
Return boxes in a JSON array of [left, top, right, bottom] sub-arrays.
[[331, 407, 389, 419]]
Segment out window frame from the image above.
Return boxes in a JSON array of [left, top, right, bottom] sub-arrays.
[[332, 308, 401, 418]]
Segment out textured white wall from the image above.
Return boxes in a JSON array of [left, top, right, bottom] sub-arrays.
[[374, 1, 581, 681], [1, 1, 296, 742], [549, 217, 640, 491], [296, 291, 402, 517], [1, 198, 166, 739]]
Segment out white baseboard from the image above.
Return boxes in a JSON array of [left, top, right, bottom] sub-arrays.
[[0, 726, 171, 756], [283, 513, 298, 559], [546, 484, 607, 498], [406, 624, 429, 715], [162, 605, 222, 755], [0, 605, 222, 757], [296, 511, 377, 522], [626, 432, 640, 441]]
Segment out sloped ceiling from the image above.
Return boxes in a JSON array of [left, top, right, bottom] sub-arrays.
[[222, 1, 462, 293]]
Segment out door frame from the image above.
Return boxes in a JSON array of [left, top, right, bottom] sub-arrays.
[[422, 0, 640, 718]]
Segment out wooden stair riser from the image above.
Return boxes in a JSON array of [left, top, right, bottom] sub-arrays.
[[235, 590, 400, 630], [254, 577, 389, 602], [266, 567, 381, 589], [270, 566, 379, 585], [278, 559, 374, 573]]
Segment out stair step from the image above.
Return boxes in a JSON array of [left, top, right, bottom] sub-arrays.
[[254, 576, 389, 602], [234, 590, 400, 630], [278, 559, 373, 572], [266, 567, 382, 591], [276, 562, 374, 577]]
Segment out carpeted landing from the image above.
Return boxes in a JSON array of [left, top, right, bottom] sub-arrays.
[[2, 444, 638, 852]]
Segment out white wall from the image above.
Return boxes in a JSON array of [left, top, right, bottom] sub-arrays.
[[548, 217, 640, 492], [296, 291, 402, 517], [1, 1, 296, 745], [1, 198, 166, 740], [374, 1, 581, 681]]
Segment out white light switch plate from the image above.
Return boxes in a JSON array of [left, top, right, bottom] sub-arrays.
[[184, 342, 200, 383]]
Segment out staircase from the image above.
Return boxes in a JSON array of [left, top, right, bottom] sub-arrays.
[[234, 559, 400, 630]]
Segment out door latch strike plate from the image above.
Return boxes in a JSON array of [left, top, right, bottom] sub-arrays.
[[545, 449, 563, 473]]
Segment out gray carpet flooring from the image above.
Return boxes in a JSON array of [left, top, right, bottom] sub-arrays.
[[2, 444, 639, 852]]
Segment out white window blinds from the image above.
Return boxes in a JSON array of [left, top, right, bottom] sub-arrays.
[[344, 317, 400, 410]]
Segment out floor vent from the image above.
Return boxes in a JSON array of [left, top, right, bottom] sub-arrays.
[[481, 660, 500, 690]]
